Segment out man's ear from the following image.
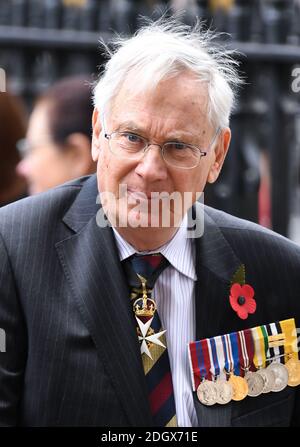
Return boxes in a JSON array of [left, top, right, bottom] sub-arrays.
[[64, 133, 97, 177], [91, 108, 102, 162], [207, 127, 231, 184]]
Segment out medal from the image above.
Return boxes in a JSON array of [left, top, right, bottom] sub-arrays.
[[251, 324, 276, 393], [132, 275, 167, 358], [285, 357, 300, 387], [195, 338, 216, 404], [207, 337, 233, 404], [279, 318, 299, 361], [197, 380, 218, 406], [245, 371, 264, 397], [222, 333, 248, 401], [264, 320, 287, 392], [238, 328, 264, 396], [252, 325, 267, 372], [228, 374, 249, 401], [257, 367, 276, 393], [133, 275, 157, 320], [188, 317, 300, 407], [266, 362, 289, 392], [279, 319, 300, 386], [215, 378, 233, 404], [189, 337, 216, 392]]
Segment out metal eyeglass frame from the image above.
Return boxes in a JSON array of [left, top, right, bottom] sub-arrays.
[[104, 127, 221, 169]]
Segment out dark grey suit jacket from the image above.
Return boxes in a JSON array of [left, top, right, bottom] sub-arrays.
[[0, 174, 300, 427]]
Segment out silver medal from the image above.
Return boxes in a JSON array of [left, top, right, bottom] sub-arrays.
[[267, 362, 289, 392], [215, 378, 233, 405], [197, 380, 218, 406], [257, 367, 276, 393], [245, 371, 265, 397]]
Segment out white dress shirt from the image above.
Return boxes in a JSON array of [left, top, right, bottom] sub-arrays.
[[112, 215, 198, 426]]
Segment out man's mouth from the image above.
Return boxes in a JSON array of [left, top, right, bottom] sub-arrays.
[[127, 189, 151, 201]]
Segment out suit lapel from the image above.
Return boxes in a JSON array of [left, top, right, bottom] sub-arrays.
[[194, 204, 243, 340], [193, 204, 243, 426], [55, 176, 152, 426]]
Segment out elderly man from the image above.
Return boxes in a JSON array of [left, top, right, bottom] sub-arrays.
[[0, 19, 300, 427]]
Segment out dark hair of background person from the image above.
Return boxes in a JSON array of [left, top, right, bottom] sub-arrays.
[[36, 75, 93, 146], [16, 75, 96, 196], [0, 91, 27, 206]]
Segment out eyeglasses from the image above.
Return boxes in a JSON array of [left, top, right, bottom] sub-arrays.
[[104, 128, 221, 169]]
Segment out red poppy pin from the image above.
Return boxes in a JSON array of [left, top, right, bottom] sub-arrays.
[[229, 265, 256, 320]]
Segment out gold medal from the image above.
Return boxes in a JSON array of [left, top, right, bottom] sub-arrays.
[[285, 358, 300, 387], [228, 374, 248, 401]]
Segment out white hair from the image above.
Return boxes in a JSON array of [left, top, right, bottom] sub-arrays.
[[93, 17, 242, 130]]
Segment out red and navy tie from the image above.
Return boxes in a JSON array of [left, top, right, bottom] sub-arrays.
[[125, 253, 177, 427]]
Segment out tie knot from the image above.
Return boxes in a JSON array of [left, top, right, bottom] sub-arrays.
[[131, 253, 164, 280]]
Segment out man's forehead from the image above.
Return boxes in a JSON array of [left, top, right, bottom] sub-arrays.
[[111, 70, 207, 104], [107, 78, 210, 134]]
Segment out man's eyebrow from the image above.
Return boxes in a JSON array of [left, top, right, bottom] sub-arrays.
[[115, 121, 144, 133], [115, 121, 199, 143]]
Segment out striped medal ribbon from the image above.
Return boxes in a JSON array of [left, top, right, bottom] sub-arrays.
[[280, 318, 300, 386], [238, 329, 264, 397], [207, 336, 233, 404], [195, 339, 218, 406], [251, 325, 275, 393], [223, 333, 248, 401]]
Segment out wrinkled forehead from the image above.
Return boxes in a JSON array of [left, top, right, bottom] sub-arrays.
[[105, 72, 211, 136]]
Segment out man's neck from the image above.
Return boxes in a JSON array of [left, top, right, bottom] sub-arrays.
[[114, 225, 180, 252]]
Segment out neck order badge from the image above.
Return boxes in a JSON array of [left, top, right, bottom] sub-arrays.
[[124, 253, 177, 427]]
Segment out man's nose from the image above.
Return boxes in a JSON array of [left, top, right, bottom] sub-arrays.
[[16, 158, 31, 178], [134, 145, 168, 181]]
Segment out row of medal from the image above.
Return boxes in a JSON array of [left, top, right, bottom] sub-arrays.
[[188, 318, 300, 406]]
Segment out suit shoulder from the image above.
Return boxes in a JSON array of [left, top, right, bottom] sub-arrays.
[[204, 205, 300, 262], [0, 176, 90, 236]]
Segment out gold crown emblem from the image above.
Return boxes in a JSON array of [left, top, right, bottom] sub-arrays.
[[134, 297, 156, 317]]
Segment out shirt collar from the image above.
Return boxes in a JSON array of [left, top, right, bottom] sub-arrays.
[[112, 213, 197, 281]]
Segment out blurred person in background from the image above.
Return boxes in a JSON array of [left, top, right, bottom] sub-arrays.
[[0, 91, 27, 207], [17, 76, 96, 195]]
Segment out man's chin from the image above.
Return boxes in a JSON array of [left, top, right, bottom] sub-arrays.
[[119, 208, 181, 229]]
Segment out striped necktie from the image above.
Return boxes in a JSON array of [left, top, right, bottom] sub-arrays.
[[124, 253, 177, 427]]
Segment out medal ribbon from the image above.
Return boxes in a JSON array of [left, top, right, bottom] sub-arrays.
[[238, 330, 250, 375], [229, 331, 240, 376], [188, 318, 299, 392], [201, 339, 213, 381], [188, 342, 202, 391], [260, 325, 269, 361], [188, 340, 211, 391], [226, 333, 234, 374], [221, 334, 231, 374], [243, 328, 255, 371], [207, 337, 220, 379], [264, 322, 284, 364], [214, 335, 227, 380], [279, 318, 299, 362], [251, 326, 267, 369]]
